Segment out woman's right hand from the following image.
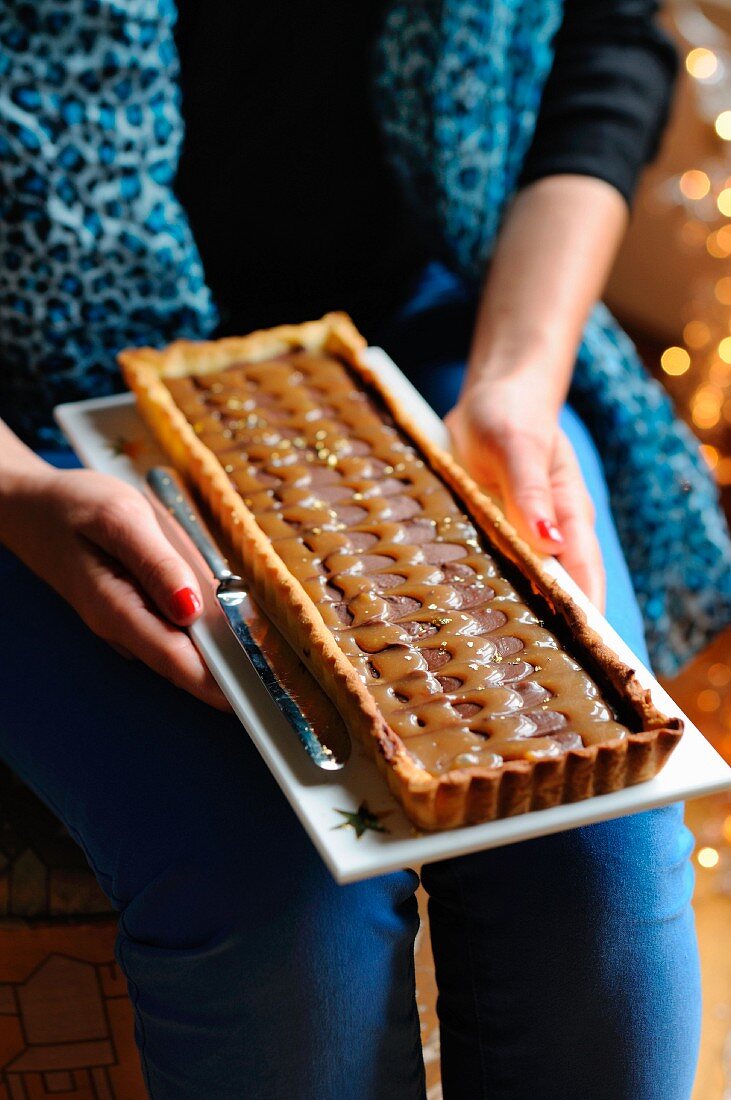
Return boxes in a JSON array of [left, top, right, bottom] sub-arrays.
[[0, 461, 230, 710], [445, 372, 605, 611]]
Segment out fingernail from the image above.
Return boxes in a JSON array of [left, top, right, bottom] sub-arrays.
[[536, 518, 564, 545], [171, 587, 201, 619]]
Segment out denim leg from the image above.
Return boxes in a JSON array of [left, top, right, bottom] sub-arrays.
[[423, 803, 698, 1100], [0, 525, 424, 1100], [410, 372, 700, 1099]]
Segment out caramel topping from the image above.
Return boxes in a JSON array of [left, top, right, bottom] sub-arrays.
[[165, 351, 630, 775]]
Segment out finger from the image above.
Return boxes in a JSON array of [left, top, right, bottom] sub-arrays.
[[553, 490, 605, 608], [82, 494, 205, 627], [551, 437, 606, 611], [555, 514, 605, 612], [79, 552, 231, 711], [494, 431, 566, 555]]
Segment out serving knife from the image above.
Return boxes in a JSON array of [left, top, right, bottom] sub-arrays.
[[147, 466, 348, 770]]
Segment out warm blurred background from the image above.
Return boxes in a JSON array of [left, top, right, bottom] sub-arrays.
[[418, 3, 731, 1096], [612, 6, 731, 1095]]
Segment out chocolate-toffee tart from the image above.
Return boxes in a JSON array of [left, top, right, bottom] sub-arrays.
[[120, 314, 682, 830]]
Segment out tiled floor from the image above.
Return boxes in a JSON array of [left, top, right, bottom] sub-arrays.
[[414, 627, 731, 1100]]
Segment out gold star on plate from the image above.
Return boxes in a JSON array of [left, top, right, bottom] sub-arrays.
[[109, 436, 146, 460], [332, 801, 391, 838]]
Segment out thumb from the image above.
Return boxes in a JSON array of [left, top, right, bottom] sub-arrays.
[[85, 496, 205, 626], [497, 433, 565, 555]]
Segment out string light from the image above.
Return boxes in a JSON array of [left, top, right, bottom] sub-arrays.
[[719, 336, 731, 363]]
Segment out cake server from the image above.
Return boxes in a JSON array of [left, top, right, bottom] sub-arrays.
[[147, 466, 349, 770]]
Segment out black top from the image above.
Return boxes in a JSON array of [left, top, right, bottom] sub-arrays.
[[174, 1, 677, 338], [520, 0, 678, 200]]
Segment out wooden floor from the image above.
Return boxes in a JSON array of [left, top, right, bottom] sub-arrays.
[[415, 627, 731, 1100], [681, 629, 731, 1100]]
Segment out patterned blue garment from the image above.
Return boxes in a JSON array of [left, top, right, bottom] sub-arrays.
[[0, 0, 728, 672], [374, 0, 731, 673], [374, 1, 562, 277], [0, 0, 217, 446]]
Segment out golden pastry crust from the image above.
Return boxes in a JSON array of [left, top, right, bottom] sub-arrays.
[[119, 314, 682, 831]]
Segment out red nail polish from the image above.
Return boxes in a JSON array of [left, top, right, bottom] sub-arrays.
[[536, 518, 564, 544], [171, 587, 201, 619]]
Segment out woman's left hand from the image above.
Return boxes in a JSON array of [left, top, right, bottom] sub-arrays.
[[445, 374, 605, 612], [445, 174, 628, 615]]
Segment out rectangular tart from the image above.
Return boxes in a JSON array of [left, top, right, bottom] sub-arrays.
[[119, 314, 682, 830]]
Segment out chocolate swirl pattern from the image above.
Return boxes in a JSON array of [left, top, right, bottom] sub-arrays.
[[164, 349, 630, 777]]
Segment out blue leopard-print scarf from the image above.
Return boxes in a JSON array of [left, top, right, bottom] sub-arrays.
[[374, 0, 731, 673], [0, 1, 217, 444], [0, 0, 728, 672]]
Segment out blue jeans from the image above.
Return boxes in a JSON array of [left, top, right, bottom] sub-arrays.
[[0, 292, 700, 1098]]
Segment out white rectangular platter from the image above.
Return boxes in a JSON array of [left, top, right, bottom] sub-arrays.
[[55, 348, 731, 883]]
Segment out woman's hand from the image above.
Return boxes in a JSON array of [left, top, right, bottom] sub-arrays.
[[1, 462, 230, 710], [452, 175, 628, 613], [445, 374, 605, 611]]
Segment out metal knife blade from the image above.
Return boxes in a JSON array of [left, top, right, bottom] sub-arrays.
[[147, 466, 349, 770]]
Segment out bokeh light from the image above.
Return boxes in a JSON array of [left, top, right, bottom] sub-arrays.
[[681, 219, 710, 247], [683, 320, 711, 347], [697, 846, 720, 869], [716, 111, 731, 141], [717, 457, 731, 485], [680, 169, 711, 200], [716, 225, 731, 252], [707, 230, 731, 257], [686, 47, 719, 80], [692, 385, 722, 428], [709, 359, 731, 385], [717, 188, 731, 216], [660, 346, 691, 375], [708, 664, 731, 688], [697, 689, 721, 712], [714, 276, 731, 304]]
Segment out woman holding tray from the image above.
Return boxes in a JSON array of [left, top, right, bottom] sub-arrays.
[[0, 1, 728, 1097]]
